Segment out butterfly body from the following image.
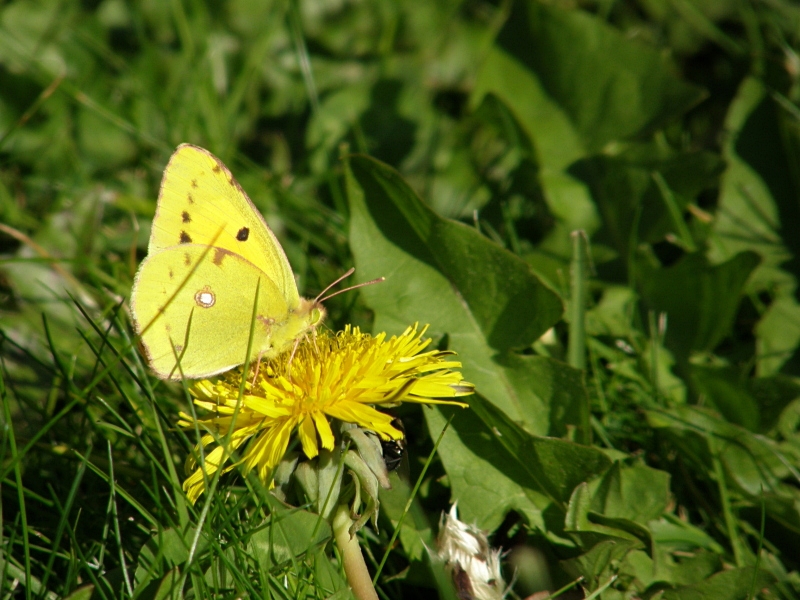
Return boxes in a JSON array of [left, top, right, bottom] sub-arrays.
[[131, 144, 323, 379]]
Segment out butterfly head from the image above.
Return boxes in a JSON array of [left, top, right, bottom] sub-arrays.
[[296, 297, 327, 332], [309, 303, 326, 328]]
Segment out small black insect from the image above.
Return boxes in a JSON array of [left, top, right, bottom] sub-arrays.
[[381, 418, 406, 472]]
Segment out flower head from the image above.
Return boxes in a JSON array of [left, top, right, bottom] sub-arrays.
[[180, 324, 473, 502]]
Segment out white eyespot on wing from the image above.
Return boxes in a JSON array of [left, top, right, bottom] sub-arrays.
[[195, 286, 216, 308]]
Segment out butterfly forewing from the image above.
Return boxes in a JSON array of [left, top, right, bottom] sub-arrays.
[[148, 144, 300, 307]]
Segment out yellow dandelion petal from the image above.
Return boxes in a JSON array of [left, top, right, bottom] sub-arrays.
[[244, 395, 293, 418], [261, 419, 295, 480], [183, 438, 246, 502], [180, 322, 473, 501], [298, 416, 320, 459], [312, 410, 336, 450]]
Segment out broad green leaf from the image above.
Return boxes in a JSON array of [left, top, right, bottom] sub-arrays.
[[560, 538, 640, 590], [690, 365, 760, 430], [592, 462, 671, 525], [134, 528, 208, 590], [638, 251, 760, 356], [646, 406, 800, 532], [649, 518, 725, 554], [424, 403, 552, 531], [756, 295, 800, 377], [565, 482, 647, 548], [423, 395, 611, 530], [570, 149, 724, 262], [709, 77, 800, 375], [494, 353, 588, 437], [497, 1, 705, 152], [471, 48, 598, 238], [709, 78, 799, 287], [140, 568, 182, 600], [651, 546, 722, 587], [344, 154, 621, 529], [659, 566, 774, 600], [469, 395, 611, 506], [311, 549, 352, 600], [346, 153, 562, 417], [248, 507, 331, 569], [62, 585, 96, 600]]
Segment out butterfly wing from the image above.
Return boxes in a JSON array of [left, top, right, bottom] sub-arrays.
[[148, 144, 300, 309], [131, 244, 292, 379]]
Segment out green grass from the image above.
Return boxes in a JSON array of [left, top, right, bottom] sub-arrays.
[[2, 0, 800, 598]]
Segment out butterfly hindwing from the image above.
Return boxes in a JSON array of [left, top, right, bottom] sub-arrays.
[[131, 244, 291, 379]]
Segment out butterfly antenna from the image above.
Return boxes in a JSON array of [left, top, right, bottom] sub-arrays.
[[314, 267, 355, 302], [317, 274, 386, 303]]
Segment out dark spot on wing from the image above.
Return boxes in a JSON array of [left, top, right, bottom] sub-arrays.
[[187, 193, 194, 204], [184, 253, 191, 266], [212, 164, 221, 173], [182, 211, 191, 223], [237, 227, 249, 241], [168, 269, 174, 279], [191, 179, 198, 188], [180, 231, 192, 244], [213, 247, 232, 265]]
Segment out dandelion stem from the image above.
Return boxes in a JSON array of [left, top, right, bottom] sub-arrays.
[[333, 504, 378, 600]]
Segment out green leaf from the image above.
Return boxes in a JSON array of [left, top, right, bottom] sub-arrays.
[[659, 566, 774, 600], [709, 77, 800, 375], [592, 462, 671, 525], [651, 546, 722, 587], [346, 153, 562, 417], [424, 395, 611, 530], [690, 365, 760, 430], [470, 395, 611, 506], [311, 549, 352, 599], [424, 403, 550, 531], [134, 528, 208, 591], [560, 538, 640, 590], [570, 149, 724, 263], [649, 518, 725, 554], [646, 406, 800, 533], [497, 1, 705, 151], [140, 568, 182, 600], [62, 585, 96, 600], [639, 251, 760, 355], [248, 507, 332, 569], [471, 48, 599, 244], [565, 482, 647, 548]]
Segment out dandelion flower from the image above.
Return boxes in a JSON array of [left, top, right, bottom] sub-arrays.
[[180, 324, 473, 502]]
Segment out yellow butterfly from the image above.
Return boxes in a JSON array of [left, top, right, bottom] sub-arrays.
[[131, 144, 325, 380]]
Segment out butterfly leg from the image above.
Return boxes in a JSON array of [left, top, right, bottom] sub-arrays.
[[250, 350, 265, 386], [286, 338, 302, 381]]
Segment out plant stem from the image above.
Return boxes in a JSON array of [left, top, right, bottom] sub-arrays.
[[333, 504, 378, 600]]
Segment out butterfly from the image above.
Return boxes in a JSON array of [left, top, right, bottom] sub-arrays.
[[130, 144, 327, 380]]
